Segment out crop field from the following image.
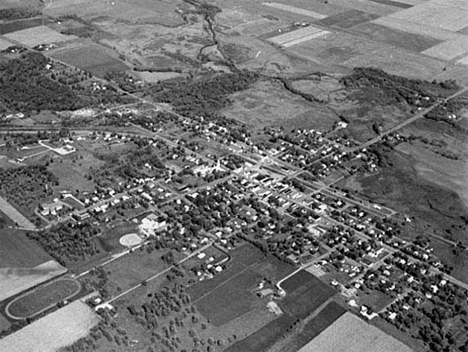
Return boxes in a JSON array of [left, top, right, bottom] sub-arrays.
[[0, 18, 53, 35], [227, 270, 337, 352], [0, 300, 98, 352], [4, 25, 75, 47], [386, 0, 468, 32], [315, 9, 380, 29], [262, 2, 327, 19], [6, 279, 81, 319], [268, 25, 330, 48], [0, 260, 67, 303], [51, 43, 129, 77], [337, 0, 399, 16], [268, 301, 346, 352], [44, 0, 184, 26], [0, 195, 35, 229], [350, 22, 441, 53], [422, 37, 468, 61], [297, 312, 413, 352], [0, 230, 51, 268]]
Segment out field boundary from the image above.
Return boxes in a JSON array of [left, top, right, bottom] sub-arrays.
[[0, 195, 35, 229]]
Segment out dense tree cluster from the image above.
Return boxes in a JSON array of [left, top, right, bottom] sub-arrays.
[[0, 165, 57, 213], [0, 52, 84, 113], [0, 8, 40, 20], [148, 71, 258, 118], [340, 67, 458, 107], [27, 221, 101, 266]]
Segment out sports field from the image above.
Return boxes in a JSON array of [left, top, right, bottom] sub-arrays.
[[6, 278, 81, 319], [297, 312, 413, 352], [0, 301, 98, 352]]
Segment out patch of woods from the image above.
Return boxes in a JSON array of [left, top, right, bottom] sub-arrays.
[[0, 8, 40, 21], [340, 67, 459, 107], [0, 52, 83, 113], [90, 139, 166, 188], [147, 71, 258, 118], [0, 165, 57, 214], [27, 221, 101, 266]]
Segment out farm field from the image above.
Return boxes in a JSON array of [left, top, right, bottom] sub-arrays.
[[4, 25, 76, 47], [43, 0, 185, 26], [50, 42, 129, 77], [226, 270, 337, 352], [396, 143, 468, 209], [0, 313, 10, 332], [0, 195, 35, 229], [296, 312, 413, 352], [0, 230, 51, 268], [0, 37, 13, 50], [0, 260, 67, 303], [268, 301, 346, 352], [0, 18, 53, 35], [0, 300, 98, 352], [6, 278, 81, 319]]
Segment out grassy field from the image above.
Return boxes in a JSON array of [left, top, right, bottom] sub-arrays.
[[280, 270, 336, 319], [227, 270, 337, 352], [222, 80, 331, 131], [96, 247, 170, 297], [51, 42, 129, 77], [296, 312, 413, 352], [0, 313, 10, 332], [6, 279, 81, 319], [0, 229, 51, 268], [0, 300, 98, 352], [0, 195, 35, 229], [4, 25, 75, 47], [194, 267, 263, 326]]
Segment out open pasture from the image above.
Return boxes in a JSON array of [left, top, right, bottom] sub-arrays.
[[51, 42, 128, 77], [0, 301, 98, 352], [297, 312, 413, 352], [222, 80, 316, 130], [0, 313, 10, 332], [336, 0, 400, 16], [4, 25, 75, 47], [43, 0, 184, 26], [6, 278, 81, 319]]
